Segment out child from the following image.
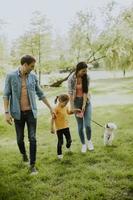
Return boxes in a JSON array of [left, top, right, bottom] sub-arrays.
[[51, 94, 81, 159]]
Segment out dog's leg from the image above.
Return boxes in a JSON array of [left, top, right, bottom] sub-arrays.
[[104, 132, 108, 146]]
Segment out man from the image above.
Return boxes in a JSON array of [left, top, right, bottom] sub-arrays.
[[3, 55, 53, 174]]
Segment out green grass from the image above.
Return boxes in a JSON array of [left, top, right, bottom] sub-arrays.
[[0, 104, 133, 200], [91, 77, 133, 95]]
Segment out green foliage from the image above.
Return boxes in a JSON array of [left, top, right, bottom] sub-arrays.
[[8, 4, 133, 75], [0, 66, 6, 76], [68, 10, 97, 63], [10, 12, 53, 71], [98, 5, 133, 72]]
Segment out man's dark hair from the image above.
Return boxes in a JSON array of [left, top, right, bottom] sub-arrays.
[[20, 55, 36, 65]]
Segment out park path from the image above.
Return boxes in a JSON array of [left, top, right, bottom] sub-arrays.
[[0, 70, 133, 113]]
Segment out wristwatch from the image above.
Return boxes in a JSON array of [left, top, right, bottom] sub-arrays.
[[5, 111, 9, 114]]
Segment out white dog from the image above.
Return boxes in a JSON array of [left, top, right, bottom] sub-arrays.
[[104, 123, 117, 146]]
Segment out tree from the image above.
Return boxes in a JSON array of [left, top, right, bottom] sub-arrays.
[[10, 11, 53, 84], [68, 10, 98, 64], [97, 2, 133, 76]]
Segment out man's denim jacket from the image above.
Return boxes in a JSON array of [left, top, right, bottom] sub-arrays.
[[3, 70, 45, 120]]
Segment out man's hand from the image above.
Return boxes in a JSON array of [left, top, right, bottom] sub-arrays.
[[5, 113, 13, 125], [51, 127, 55, 134], [50, 108, 56, 119]]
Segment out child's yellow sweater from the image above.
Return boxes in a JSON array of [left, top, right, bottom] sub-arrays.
[[54, 105, 70, 130]]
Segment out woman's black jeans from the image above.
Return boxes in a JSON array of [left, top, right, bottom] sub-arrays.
[[14, 110, 37, 165]]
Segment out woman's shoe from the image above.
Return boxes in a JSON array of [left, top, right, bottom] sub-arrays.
[[81, 144, 87, 153]]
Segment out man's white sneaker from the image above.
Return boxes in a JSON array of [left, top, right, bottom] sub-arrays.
[[57, 154, 63, 159], [87, 140, 94, 151], [81, 144, 87, 153]]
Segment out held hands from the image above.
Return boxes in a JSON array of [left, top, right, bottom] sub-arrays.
[[5, 113, 13, 125], [75, 108, 84, 118]]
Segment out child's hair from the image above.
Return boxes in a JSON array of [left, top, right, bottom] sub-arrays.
[[54, 94, 69, 104]]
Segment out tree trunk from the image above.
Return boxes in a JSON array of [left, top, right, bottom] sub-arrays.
[[42, 55, 105, 87], [123, 69, 126, 77], [39, 70, 41, 85]]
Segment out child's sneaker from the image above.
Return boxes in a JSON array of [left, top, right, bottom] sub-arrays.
[[57, 154, 63, 160], [30, 164, 38, 175], [87, 140, 94, 151], [81, 144, 87, 153]]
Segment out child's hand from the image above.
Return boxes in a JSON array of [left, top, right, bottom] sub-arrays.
[[70, 108, 82, 113], [74, 108, 82, 113]]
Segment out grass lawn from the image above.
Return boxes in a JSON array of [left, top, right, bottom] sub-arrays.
[[0, 77, 133, 200], [0, 104, 133, 200]]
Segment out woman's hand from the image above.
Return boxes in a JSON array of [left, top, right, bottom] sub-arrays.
[[82, 104, 86, 113]]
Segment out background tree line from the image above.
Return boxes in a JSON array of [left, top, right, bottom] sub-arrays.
[[0, 1, 133, 84]]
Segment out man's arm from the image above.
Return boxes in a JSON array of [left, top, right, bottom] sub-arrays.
[[3, 74, 12, 125], [42, 97, 53, 115], [34, 75, 54, 115]]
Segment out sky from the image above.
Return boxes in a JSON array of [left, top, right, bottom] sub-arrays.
[[0, 0, 133, 42]]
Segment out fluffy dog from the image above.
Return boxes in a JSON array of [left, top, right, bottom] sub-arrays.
[[104, 123, 117, 146]]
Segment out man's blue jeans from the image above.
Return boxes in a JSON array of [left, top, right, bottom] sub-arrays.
[[14, 110, 37, 165], [74, 97, 92, 144]]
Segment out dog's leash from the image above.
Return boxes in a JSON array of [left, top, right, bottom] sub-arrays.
[[91, 119, 104, 129]]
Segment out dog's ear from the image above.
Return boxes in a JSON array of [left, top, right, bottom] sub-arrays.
[[104, 124, 108, 128]]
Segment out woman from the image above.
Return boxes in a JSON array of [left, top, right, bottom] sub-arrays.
[[68, 61, 94, 153]]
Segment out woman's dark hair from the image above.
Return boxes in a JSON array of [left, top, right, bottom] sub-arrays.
[[20, 55, 36, 65], [54, 94, 69, 104], [76, 62, 88, 93]]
